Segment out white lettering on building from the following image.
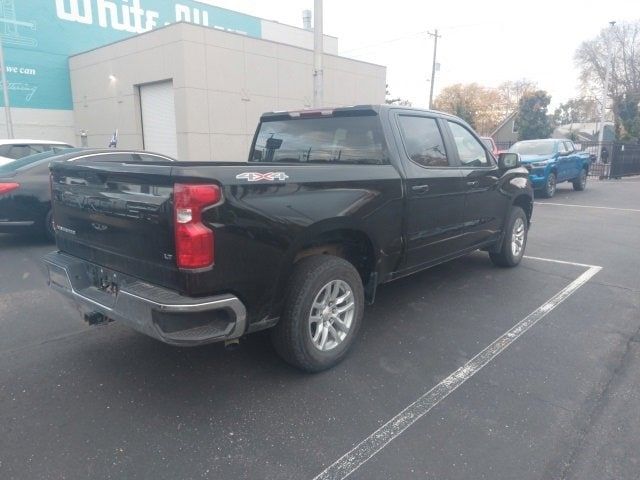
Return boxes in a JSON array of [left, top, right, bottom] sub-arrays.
[[6, 66, 37, 76], [175, 4, 209, 27], [55, 0, 93, 25], [55, 0, 158, 33]]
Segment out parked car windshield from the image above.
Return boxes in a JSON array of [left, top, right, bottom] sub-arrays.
[[250, 115, 388, 165], [509, 140, 556, 156], [0, 148, 83, 174]]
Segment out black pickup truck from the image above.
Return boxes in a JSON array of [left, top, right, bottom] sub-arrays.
[[44, 105, 533, 372]]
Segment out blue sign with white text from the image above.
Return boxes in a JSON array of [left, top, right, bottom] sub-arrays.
[[1, 0, 262, 110]]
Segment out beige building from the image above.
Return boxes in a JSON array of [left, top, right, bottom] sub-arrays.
[[69, 22, 386, 161]]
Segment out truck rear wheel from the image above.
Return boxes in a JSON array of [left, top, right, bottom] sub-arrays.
[[573, 168, 587, 191], [489, 206, 528, 268], [271, 255, 364, 372]]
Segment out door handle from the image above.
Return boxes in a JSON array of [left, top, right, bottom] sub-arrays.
[[412, 184, 430, 193], [466, 180, 480, 187]]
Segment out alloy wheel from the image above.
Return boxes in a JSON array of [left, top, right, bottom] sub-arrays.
[[511, 217, 526, 257], [547, 175, 556, 196], [308, 279, 355, 351]]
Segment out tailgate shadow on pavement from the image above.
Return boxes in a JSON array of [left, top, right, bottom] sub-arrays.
[[1, 252, 586, 479], [52, 252, 582, 381]]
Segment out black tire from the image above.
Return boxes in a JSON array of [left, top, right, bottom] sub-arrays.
[[44, 210, 55, 242], [489, 206, 528, 268], [572, 168, 587, 191], [540, 172, 557, 198], [271, 255, 364, 372]]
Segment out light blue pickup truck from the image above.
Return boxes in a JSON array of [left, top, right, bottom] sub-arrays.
[[509, 139, 590, 198]]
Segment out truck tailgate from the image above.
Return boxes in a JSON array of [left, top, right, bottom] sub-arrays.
[[50, 161, 179, 291]]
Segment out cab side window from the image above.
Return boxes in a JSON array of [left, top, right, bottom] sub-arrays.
[[447, 122, 491, 167], [564, 141, 575, 153], [397, 115, 450, 167], [135, 153, 173, 162], [7, 144, 45, 159], [557, 142, 567, 154]]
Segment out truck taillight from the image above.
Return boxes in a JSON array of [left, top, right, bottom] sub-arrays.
[[173, 183, 221, 269], [0, 182, 19, 195]]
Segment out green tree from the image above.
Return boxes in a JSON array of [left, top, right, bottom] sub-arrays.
[[613, 92, 640, 141], [515, 90, 553, 140]]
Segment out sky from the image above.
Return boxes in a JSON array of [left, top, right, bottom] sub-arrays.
[[202, 0, 638, 109]]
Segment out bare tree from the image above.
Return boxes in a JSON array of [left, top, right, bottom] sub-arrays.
[[575, 21, 640, 139], [385, 85, 412, 107], [497, 79, 538, 113], [554, 97, 599, 124]]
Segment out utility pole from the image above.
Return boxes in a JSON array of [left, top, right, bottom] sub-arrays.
[[597, 20, 616, 161], [0, 35, 14, 138], [313, 0, 324, 108], [427, 29, 441, 110]]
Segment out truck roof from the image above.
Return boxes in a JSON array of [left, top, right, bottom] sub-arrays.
[[260, 104, 462, 122]]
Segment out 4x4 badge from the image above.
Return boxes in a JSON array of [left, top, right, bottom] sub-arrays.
[[236, 172, 289, 182]]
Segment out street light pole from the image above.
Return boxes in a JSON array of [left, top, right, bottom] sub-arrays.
[[597, 20, 616, 160], [427, 29, 441, 110], [313, 0, 324, 108], [0, 35, 14, 138]]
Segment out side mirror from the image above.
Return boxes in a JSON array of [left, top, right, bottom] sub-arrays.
[[498, 152, 520, 169]]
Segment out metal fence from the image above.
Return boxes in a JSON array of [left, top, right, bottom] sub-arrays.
[[493, 140, 640, 179], [580, 141, 640, 179], [611, 143, 640, 178], [578, 141, 607, 178]]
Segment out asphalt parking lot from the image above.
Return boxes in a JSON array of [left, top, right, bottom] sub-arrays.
[[1, 178, 639, 480]]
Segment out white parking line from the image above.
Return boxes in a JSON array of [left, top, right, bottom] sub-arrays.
[[313, 257, 602, 480], [523, 255, 598, 269], [535, 202, 640, 213]]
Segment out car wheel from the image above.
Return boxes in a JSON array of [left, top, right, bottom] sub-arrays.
[[271, 255, 364, 372], [45, 210, 55, 241], [489, 206, 528, 268], [540, 172, 557, 198], [573, 169, 587, 191]]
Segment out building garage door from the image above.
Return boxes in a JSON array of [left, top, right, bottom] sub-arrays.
[[139, 81, 178, 159]]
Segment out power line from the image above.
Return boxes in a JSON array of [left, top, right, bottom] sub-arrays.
[[341, 30, 430, 54], [340, 20, 496, 55]]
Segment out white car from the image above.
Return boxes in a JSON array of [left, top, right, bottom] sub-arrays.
[[0, 139, 74, 166]]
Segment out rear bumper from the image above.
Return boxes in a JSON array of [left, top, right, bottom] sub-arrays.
[[43, 251, 247, 346]]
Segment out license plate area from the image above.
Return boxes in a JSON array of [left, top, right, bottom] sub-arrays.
[[86, 264, 120, 297]]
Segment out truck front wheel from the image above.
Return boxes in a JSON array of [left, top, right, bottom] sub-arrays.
[[540, 172, 557, 198], [573, 168, 587, 191], [271, 255, 364, 372], [489, 206, 528, 268]]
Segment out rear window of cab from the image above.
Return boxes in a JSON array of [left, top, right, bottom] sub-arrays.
[[251, 116, 388, 165]]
